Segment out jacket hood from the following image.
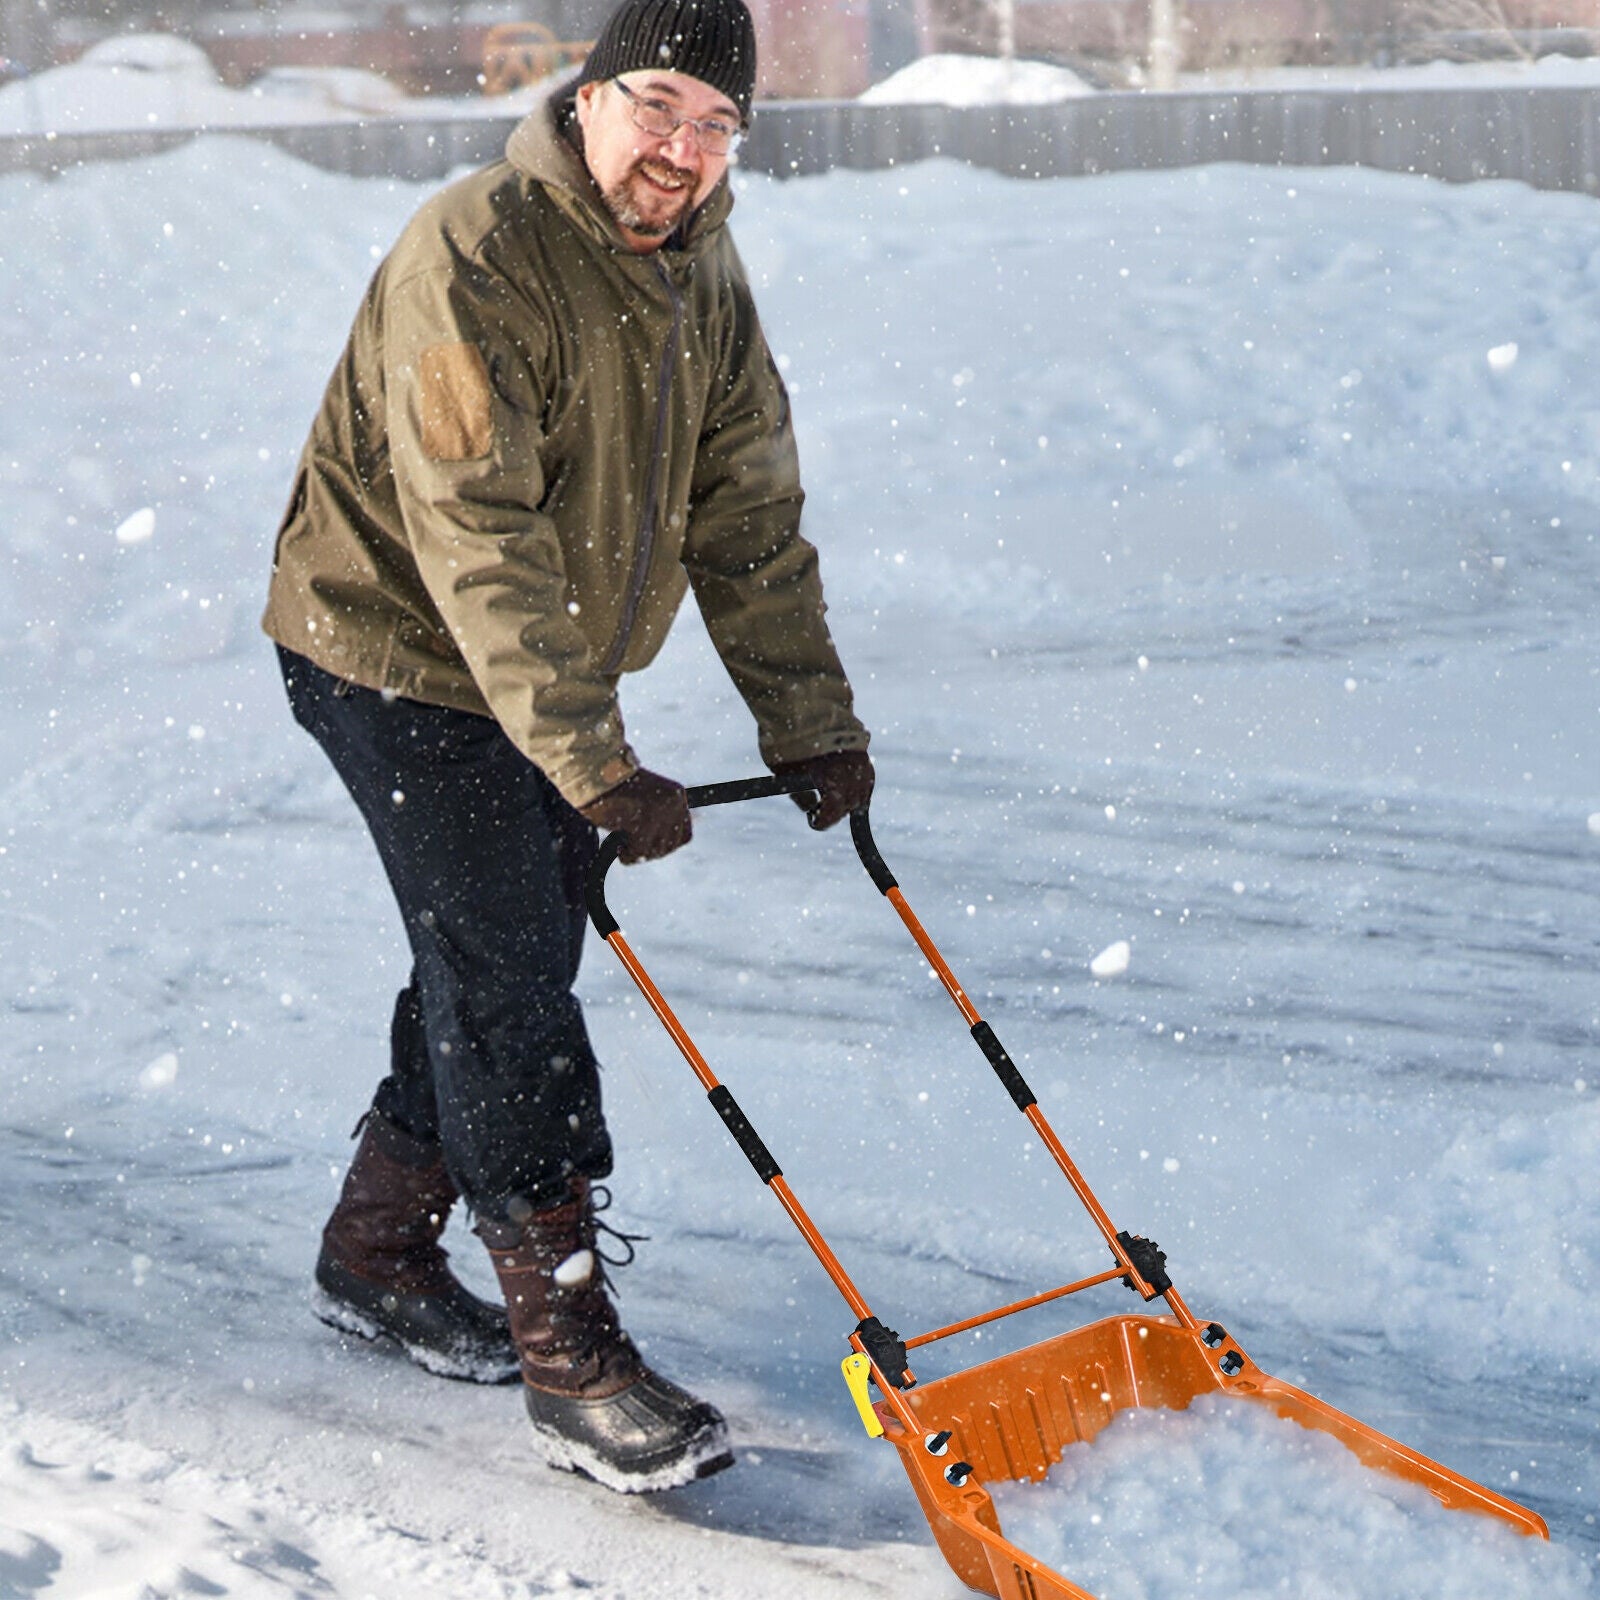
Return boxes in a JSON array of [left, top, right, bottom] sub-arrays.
[[504, 74, 735, 257]]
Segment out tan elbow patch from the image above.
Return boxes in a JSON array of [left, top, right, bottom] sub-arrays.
[[419, 341, 493, 460]]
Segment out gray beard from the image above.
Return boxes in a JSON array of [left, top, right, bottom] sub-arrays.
[[605, 187, 676, 237], [603, 162, 694, 239]]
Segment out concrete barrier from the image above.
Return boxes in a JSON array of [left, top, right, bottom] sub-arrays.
[[5, 86, 1600, 193], [0, 117, 514, 181], [736, 89, 1600, 192]]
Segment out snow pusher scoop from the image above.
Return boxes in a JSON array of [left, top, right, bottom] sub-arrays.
[[586, 776, 1549, 1597]]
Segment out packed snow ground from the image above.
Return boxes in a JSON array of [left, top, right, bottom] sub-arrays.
[[1, 139, 1597, 1598]]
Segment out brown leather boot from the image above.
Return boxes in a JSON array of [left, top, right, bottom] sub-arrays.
[[478, 1181, 732, 1492], [315, 1112, 518, 1384]]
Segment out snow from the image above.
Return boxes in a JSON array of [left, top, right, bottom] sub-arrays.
[[113, 506, 156, 545], [859, 52, 1096, 105], [1089, 940, 1131, 979], [248, 65, 409, 117], [12, 35, 1600, 139], [78, 32, 218, 75], [0, 31, 549, 136], [1184, 51, 1600, 92], [990, 1397, 1596, 1599], [554, 1248, 597, 1289], [860, 44, 1600, 103], [2, 137, 1598, 1598]]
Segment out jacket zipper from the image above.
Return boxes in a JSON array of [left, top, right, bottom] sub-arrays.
[[600, 261, 683, 677]]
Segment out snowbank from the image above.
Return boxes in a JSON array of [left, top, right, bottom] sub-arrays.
[[0, 31, 545, 135], [1187, 50, 1600, 91], [860, 51, 1096, 105]]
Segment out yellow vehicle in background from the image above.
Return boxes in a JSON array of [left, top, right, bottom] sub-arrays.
[[480, 23, 591, 95]]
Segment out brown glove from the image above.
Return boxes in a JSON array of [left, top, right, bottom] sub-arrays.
[[579, 768, 692, 864], [770, 749, 875, 832]]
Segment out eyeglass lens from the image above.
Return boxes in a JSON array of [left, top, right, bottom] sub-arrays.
[[616, 82, 740, 155]]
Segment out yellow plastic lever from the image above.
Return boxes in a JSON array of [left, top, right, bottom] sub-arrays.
[[841, 1351, 884, 1437]]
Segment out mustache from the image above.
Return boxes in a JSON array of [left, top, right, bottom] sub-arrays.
[[632, 156, 697, 191]]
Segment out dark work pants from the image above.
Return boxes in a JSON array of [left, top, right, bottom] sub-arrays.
[[279, 645, 612, 1219]]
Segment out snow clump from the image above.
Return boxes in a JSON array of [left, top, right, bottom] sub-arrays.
[[115, 507, 156, 545], [1090, 940, 1131, 979]]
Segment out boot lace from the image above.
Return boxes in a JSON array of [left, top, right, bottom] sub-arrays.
[[586, 1184, 649, 1281], [542, 1187, 650, 1380]]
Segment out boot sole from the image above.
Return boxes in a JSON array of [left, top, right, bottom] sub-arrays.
[[311, 1287, 521, 1386], [524, 1413, 735, 1494]]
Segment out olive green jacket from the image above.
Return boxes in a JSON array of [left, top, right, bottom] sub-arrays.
[[262, 85, 866, 807]]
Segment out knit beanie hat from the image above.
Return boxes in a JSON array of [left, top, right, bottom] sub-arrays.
[[577, 0, 758, 122]]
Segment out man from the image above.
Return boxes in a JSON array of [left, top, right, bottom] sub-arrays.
[[262, 0, 872, 1494]]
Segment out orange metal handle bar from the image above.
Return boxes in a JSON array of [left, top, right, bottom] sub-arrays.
[[586, 771, 815, 938], [587, 784, 1192, 1393], [904, 1266, 1131, 1350], [847, 808, 1199, 1330], [604, 920, 921, 1422], [587, 781, 922, 1416]]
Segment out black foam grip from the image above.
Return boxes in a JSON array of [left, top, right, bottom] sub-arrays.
[[971, 1021, 1037, 1111], [708, 1085, 781, 1184], [850, 808, 897, 893], [585, 831, 625, 938]]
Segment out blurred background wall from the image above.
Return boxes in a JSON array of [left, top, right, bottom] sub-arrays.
[[4, 0, 1600, 103]]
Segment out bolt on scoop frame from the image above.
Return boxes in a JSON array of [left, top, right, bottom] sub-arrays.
[[585, 776, 1548, 1599]]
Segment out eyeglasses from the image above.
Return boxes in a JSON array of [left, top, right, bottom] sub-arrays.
[[612, 78, 744, 157]]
